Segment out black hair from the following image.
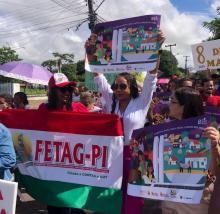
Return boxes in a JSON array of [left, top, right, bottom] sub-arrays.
[[111, 72, 139, 114], [168, 79, 179, 91], [14, 92, 29, 105], [179, 78, 194, 87], [146, 160, 155, 179], [202, 77, 213, 86], [47, 87, 72, 111], [211, 73, 220, 79], [174, 87, 204, 119]]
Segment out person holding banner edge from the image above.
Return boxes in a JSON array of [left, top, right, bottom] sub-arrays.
[[161, 87, 220, 214], [38, 73, 87, 214], [93, 30, 165, 214], [0, 123, 16, 181]]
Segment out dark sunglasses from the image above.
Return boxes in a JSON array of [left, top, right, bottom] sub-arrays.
[[59, 86, 73, 93], [111, 83, 128, 90]]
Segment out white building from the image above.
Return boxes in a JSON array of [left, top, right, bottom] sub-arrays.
[[185, 153, 207, 169], [189, 139, 201, 150], [169, 156, 177, 165]]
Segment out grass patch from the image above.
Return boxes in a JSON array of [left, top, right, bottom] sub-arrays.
[[20, 88, 47, 96]]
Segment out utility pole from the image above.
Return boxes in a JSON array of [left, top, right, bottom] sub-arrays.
[[87, 0, 97, 31], [165, 44, 176, 76], [183, 56, 190, 76]]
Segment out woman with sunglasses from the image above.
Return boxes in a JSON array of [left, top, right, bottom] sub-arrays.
[[94, 31, 165, 214], [38, 73, 87, 214], [161, 87, 220, 214]]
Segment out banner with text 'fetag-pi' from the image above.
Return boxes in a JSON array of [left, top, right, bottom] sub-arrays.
[[0, 110, 123, 214]]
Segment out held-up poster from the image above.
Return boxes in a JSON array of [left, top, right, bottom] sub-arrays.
[[127, 116, 211, 204], [191, 39, 220, 71], [205, 106, 220, 129], [85, 15, 161, 73]]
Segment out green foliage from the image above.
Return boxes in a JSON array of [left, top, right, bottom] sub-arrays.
[[20, 87, 47, 96], [61, 63, 76, 81], [41, 52, 85, 82], [76, 60, 85, 75], [0, 46, 21, 82], [131, 72, 145, 83], [0, 46, 20, 65], [159, 50, 179, 77], [41, 59, 57, 72], [203, 7, 220, 40], [52, 52, 75, 64]]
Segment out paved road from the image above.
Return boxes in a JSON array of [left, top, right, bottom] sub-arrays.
[[16, 192, 47, 214], [16, 192, 162, 214]]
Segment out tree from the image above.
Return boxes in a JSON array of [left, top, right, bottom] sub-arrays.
[[203, 7, 220, 40], [41, 53, 86, 81], [0, 46, 20, 65], [76, 60, 85, 75], [159, 50, 179, 77], [52, 52, 75, 64], [41, 59, 57, 72], [61, 63, 77, 81], [0, 46, 21, 82]]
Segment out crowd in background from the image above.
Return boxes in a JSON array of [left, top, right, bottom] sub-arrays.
[[0, 69, 220, 214]]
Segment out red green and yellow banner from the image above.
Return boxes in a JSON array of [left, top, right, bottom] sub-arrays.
[[0, 110, 124, 214]]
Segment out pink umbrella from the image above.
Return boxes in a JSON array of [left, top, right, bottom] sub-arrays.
[[157, 78, 170, 84], [0, 61, 52, 85]]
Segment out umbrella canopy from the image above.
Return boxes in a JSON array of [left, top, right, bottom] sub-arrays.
[[0, 61, 52, 85], [157, 78, 170, 84]]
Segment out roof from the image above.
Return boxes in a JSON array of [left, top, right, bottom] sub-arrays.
[[170, 156, 177, 161], [185, 153, 206, 158], [164, 147, 171, 152], [141, 39, 157, 44], [191, 139, 200, 145]]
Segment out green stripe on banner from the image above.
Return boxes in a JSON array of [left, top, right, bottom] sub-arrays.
[[16, 172, 122, 214]]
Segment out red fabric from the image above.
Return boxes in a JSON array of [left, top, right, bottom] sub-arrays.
[[203, 95, 220, 106], [38, 102, 88, 113], [71, 102, 88, 112], [0, 109, 123, 136]]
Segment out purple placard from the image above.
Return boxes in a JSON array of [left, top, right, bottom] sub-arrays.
[[128, 116, 211, 204], [85, 15, 161, 73], [204, 106, 220, 130], [95, 15, 160, 30]]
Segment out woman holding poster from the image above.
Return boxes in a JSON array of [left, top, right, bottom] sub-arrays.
[[161, 87, 219, 214], [94, 31, 165, 214]]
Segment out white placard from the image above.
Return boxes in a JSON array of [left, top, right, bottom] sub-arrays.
[[0, 179, 18, 214], [191, 39, 220, 71]]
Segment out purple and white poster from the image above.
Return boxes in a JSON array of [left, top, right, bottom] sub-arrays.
[[85, 15, 161, 73], [127, 116, 211, 204]]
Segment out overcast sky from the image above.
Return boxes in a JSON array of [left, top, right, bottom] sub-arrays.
[[0, 0, 219, 69]]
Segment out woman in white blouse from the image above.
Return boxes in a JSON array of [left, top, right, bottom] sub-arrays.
[[94, 30, 165, 214]]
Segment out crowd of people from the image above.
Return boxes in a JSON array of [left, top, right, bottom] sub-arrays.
[[0, 31, 220, 214]]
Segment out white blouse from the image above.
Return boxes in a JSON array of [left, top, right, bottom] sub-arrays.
[[94, 73, 157, 145]]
